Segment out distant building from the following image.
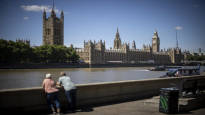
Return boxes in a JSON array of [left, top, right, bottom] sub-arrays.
[[40, 2, 183, 64], [16, 39, 30, 46], [183, 50, 191, 60], [43, 7, 64, 45], [198, 48, 204, 56], [76, 28, 184, 65]]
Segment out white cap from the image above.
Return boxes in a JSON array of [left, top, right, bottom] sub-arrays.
[[45, 73, 51, 78]]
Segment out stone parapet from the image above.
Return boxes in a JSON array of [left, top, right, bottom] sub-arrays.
[[0, 75, 204, 112]]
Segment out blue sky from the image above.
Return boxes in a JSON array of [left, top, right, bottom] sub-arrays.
[[0, 0, 205, 52]]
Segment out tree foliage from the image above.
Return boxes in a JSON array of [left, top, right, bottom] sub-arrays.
[[0, 39, 79, 64], [186, 55, 205, 61]]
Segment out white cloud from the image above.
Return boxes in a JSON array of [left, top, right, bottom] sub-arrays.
[[21, 5, 60, 14], [175, 26, 183, 30], [23, 16, 29, 20]]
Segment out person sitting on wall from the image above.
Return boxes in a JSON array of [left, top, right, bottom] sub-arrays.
[[42, 73, 61, 115], [57, 72, 77, 113]]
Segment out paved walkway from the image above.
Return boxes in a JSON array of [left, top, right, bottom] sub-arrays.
[[49, 96, 205, 115]]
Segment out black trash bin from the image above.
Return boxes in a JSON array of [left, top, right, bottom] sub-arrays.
[[159, 87, 179, 114]]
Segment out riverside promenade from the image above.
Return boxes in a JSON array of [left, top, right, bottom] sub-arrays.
[[1, 74, 205, 115], [59, 96, 205, 115]]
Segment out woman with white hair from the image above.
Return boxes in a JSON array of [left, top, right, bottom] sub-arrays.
[[42, 73, 61, 115]]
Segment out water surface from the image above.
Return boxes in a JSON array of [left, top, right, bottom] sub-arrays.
[[0, 66, 204, 90]]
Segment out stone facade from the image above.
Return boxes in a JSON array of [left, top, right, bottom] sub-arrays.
[[76, 29, 184, 65], [43, 9, 64, 45]]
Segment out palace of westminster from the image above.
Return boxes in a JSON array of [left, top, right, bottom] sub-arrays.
[[42, 7, 184, 65]]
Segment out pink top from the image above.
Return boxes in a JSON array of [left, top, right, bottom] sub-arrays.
[[42, 78, 59, 93]]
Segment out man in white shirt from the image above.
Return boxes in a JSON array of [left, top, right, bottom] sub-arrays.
[[57, 72, 76, 112]]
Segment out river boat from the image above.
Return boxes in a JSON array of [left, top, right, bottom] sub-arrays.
[[162, 65, 201, 77], [148, 65, 166, 71]]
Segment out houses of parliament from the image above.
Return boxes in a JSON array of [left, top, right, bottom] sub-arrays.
[[43, 8, 184, 65]]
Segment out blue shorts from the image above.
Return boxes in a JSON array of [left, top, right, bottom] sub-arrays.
[[46, 92, 60, 109]]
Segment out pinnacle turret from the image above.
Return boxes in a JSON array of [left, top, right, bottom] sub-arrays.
[[61, 11, 64, 16], [51, 0, 56, 17], [132, 40, 136, 49], [115, 27, 120, 40], [51, 9, 56, 17], [61, 11, 64, 20], [43, 9, 46, 19], [153, 30, 159, 39]]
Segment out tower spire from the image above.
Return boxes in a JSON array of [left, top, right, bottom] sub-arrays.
[[114, 27, 121, 49], [115, 27, 120, 40], [51, 0, 56, 17], [43, 8, 46, 19], [52, 0, 54, 10]]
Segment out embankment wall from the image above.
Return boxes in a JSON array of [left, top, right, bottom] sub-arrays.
[[0, 75, 204, 112]]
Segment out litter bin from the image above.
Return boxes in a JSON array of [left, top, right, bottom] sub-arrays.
[[159, 87, 179, 114]]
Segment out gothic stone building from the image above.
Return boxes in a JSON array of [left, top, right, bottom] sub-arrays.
[[76, 28, 184, 65], [43, 8, 64, 45]]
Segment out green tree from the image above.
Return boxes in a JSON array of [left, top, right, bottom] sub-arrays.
[[187, 55, 205, 61], [0, 39, 10, 63], [0, 38, 80, 64]]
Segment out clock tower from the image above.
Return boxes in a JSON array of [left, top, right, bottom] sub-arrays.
[[152, 31, 160, 52]]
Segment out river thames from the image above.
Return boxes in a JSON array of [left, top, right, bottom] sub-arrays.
[[0, 66, 204, 90]]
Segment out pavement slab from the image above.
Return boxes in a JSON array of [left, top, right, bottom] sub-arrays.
[[50, 96, 205, 115]]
